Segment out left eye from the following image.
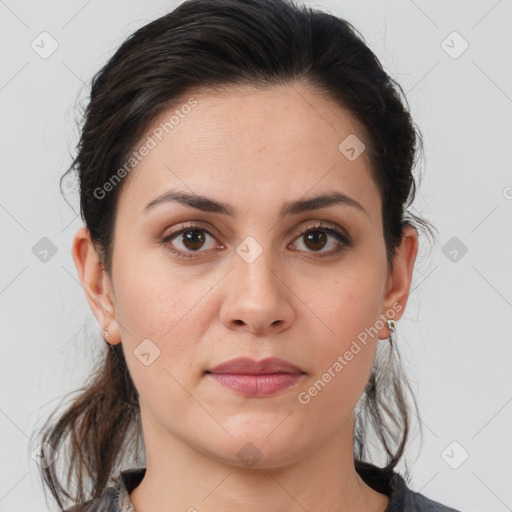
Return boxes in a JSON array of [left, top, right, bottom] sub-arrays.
[[291, 224, 350, 256], [161, 222, 351, 259]]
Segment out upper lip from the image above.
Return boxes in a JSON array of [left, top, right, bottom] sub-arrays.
[[207, 357, 305, 375]]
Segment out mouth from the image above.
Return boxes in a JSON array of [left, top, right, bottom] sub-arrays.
[[205, 356, 306, 397], [207, 356, 305, 375]]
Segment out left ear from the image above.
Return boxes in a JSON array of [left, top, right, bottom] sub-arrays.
[[378, 224, 419, 339]]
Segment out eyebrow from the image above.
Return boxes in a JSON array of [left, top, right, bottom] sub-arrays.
[[143, 189, 367, 218]]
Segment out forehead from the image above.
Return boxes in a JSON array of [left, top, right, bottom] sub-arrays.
[[116, 83, 380, 222]]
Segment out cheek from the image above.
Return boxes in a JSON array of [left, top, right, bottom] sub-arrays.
[[112, 253, 219, 400], [297, 284, 380, 421], [296, 263, 384, 404], [113, 244, 209, 340], [304, 267, 384, 350], [114, 264, 209, 422]]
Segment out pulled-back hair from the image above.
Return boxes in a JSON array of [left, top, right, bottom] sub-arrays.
[[34, 0, 435, 509]]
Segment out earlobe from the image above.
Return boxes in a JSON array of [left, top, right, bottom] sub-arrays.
[[378, 225, 419, 339], [71, 227, 121, 344]]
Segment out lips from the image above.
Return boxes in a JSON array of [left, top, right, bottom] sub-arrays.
[[206, 357, 305, 397], [207, 356, 305, 375]]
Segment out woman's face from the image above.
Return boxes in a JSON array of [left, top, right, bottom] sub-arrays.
[[77, 83, 417, 468]]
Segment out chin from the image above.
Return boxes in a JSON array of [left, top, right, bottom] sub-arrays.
[[198, 431, 309, 470]]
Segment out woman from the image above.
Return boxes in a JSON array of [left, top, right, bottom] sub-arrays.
[[36, 0, 461, 510]]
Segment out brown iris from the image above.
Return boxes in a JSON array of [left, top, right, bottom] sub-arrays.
[[303, 230, 327, 251], [182, 229, 206, 250]]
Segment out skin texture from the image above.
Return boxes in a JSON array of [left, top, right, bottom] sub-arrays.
[[72, 83, 418, 512]]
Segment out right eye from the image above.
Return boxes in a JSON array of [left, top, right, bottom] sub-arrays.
[[160, 223, 223, 259]]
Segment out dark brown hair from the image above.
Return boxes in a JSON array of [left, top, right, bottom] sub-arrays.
[[34, 0, 436, 509]]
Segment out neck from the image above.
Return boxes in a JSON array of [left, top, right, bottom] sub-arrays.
[[129, 413, 389, 512]]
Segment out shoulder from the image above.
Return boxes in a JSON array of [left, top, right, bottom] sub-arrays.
[[387, 470, 462, 512], [355, 460, 462, 512], [63, 467, 144, 512], [397, 487, 462, 512]]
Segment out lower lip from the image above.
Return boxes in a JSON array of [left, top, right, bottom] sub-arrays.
[[207, 373, 303, 397]]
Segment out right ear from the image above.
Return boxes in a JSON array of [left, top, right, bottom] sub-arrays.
[[71, 227, 121, 345]]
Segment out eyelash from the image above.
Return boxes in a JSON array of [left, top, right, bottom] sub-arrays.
[[160, 222, 352, 260]]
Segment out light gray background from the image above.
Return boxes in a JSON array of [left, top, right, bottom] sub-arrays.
[[1, 1, 511, 511]]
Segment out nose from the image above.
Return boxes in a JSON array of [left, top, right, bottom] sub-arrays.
[[219, 243, 295, 335]]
